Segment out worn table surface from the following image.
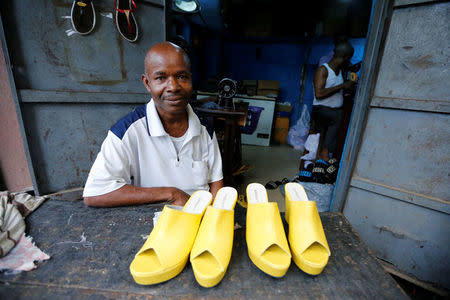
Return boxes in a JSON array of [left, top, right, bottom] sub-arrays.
[[0, 200, 407, 299]]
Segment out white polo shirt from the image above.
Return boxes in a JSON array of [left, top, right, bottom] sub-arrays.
[[83, 99, 223, 197]]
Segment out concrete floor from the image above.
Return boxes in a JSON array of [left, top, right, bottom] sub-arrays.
[[234, 144, 301, 212]]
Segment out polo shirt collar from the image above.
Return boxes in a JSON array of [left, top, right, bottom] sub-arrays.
[[146, 99, 201, 138]]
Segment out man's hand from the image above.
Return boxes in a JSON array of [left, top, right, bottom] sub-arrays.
[[167, 187, 191, 206], [209, 179, 224, 200], [84, 185, 190, 207], [342, 80, 356, 90]]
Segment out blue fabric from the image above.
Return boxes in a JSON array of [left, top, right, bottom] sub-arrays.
[[299, 170, 312, 177], [315, 159, 329, 166], [110, 104, 147, 140]]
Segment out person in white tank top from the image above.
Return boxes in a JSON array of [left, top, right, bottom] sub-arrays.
[[311, 41, 356, 165], [313, 63, 344, 108]]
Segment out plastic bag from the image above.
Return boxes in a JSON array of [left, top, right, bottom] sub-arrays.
[[287, 104, 310, 150], [298, 182, 334, 212], [279, 181, 333, 212], [301, 133, 320, 160]]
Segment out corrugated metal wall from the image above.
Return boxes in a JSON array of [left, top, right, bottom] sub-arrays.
[[342, 0, 449, 289], [1, 0, 166, 196]]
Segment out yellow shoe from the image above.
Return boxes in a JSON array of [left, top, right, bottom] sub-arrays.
[[129, 190, 213, 285], [285, 182, 330, 275], [246, 183, 291, 277], [190, 187, 238, 287]]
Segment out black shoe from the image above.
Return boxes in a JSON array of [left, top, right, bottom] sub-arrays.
[[328, 158, 339, 166], [296, 163, 314, 182], [265, 180, 279, 190], [324, 158, 339, 183], [324, 164, 338, 183], [265, 178, 290, 190], [71, 0, 96, 35], [312, 159, 329, 184], [114, 0, 139, 42]]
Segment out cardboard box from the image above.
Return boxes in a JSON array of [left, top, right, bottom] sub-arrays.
[[257, 80, 279, 97], [257, 89, 278, 97], [246, 87, 257, 96], [257, 80, 279, 90], [242, 80, 258, 96], [242, 80, 257, 87]]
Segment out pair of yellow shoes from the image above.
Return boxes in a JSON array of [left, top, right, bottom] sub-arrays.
[[129, 187, 238, 287], [246, 182, 330, 277]]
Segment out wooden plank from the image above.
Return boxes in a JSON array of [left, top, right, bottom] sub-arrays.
[[19, 103, 144, 195], [373, 2, 450, 103], [19, 89, 148, 104], [394, 0, 439, 7], [344, 187, 450, 289], [371, 96, 450, 113], [351, 176, 450, 214], [351, 108, 450, 202], [377, 259, 450, 297], [332, 0, 394, 212], [46, 187, 84, 201], [0, 16, 40, 194], [0, 201, 407, 299]]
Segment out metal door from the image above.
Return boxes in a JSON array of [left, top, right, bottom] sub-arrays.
[[333, 0, 449, 290]]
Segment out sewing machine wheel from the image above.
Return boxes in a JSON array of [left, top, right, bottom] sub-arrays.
[[218, 78, 237, 99]]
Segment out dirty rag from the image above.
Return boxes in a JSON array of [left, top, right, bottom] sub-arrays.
[[0, 191, 48, 270], [0, 233, 50, 272], [0, 192, 25, 257]]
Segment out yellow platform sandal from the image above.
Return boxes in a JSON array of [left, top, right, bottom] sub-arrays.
[[246, 183, 291, 277], [284, 182, 330, 275], [129, 190, 213, 285], [190, 187, 238, 287]]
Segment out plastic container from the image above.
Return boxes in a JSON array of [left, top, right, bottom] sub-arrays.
[[275, 111, 291, 118], [273, 116, 290, 144], [241, 106, 264, 135]]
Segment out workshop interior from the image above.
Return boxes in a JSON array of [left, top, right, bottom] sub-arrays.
[[0, 0, 448, 298]]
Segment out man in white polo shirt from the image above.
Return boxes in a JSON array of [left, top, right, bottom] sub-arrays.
[[83, 42, 223, 207]]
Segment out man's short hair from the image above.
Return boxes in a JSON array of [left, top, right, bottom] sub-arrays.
[[334, 42, 354, 58], [333, 35, 348, 46]]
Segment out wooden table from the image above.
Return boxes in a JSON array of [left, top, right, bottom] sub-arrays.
[[0, 200, 407, 299], [194, 103, 248, 185]]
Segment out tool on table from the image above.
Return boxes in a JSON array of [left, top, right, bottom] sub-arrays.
[[218, 78, 237, 110], [346, 61, 361, 83]]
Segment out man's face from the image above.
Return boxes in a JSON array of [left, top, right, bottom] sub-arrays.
[[142, 49, 192, 116], [343, 51, 354, 68]]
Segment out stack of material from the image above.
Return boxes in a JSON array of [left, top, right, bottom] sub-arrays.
[[257, 80, 279, 97], [241, 80, 258, 96]]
